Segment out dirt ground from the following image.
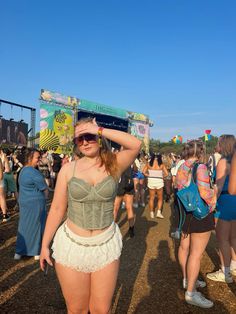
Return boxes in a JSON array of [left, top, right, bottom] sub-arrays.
[[0, 198, 235, 314]]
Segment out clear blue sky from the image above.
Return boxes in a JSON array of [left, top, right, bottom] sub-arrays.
[[1, 0, 236, 142]]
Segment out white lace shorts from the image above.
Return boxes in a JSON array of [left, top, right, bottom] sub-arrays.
[[147, 178, 164, 190], [0, 179, 4, 188], [52, 221, 123, 273]]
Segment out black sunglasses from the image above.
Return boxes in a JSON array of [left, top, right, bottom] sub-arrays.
[[73, 133, 97, 146]]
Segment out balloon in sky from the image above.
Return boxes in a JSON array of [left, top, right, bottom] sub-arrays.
[[172, 135, 183, 144]]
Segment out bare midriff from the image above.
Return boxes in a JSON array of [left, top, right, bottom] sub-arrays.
[[66, 218, 110, 237]]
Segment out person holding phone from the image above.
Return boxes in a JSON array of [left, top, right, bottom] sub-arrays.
[[40, 117, 141, 314]]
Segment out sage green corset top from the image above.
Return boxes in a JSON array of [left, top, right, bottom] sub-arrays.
[[67, 175, 118, 230]]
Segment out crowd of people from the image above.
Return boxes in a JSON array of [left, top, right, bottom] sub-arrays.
[[1, 122, 236, 312]]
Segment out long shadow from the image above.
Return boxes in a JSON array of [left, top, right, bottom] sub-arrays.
[[0, 260, 66, 313], [113, 205, 157, 313], [134, 240, 229, 314], [133, 240, 182, 313]]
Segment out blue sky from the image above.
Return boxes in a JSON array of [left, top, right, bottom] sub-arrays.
[[1, 0, 236, 142]]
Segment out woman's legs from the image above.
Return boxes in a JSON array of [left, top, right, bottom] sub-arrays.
[[90, 259, 120, 314], [230, 220, 236, 273], [187, 231, 211, 292], [164, 178, 172, 202], [178, 234, 190, 280], [148, 189, 156, 217], [215, 219, 231, 269], [156, 188, 163, 211], [124, 193, 135, 237], [156, 188, 164, 218], [113, 196, 123, 222], [55, 262, 90, 314], [133, 178, 139, 207], [123, 194, 135, 227], [0, 186, 8, 216], [207, 219, 234, 282], [139, 179, 145, 205]]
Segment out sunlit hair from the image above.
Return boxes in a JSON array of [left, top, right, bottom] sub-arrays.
[[163, 154, 172, 170], [75, 117, 119, 178], [22, 148, 40, 166], [183, 140, 205, 160], [218, 134, 236, 163]]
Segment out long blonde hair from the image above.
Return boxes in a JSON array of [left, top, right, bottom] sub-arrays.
[[75, 117, 119, 178]]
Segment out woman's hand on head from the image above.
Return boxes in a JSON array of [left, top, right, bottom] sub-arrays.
[[74, 121, 99, 138]]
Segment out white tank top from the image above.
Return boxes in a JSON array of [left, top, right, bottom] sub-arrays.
[[148, 169, 163, 179]]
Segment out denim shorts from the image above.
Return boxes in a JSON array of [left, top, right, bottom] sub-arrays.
[[133, 171, 145, 180]]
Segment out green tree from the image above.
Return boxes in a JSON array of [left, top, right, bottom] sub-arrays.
[[199, 135, 218, 154], [149, 136, 218, 156]]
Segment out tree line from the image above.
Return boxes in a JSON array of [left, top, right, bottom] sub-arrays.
[[149, 136, 218, 155]]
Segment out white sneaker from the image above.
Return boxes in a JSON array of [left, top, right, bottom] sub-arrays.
[[34, 255, 40, 260], [150, 211, 155, 219], [183, 278, 206, 289], [133, 203, 139, 209], [14, 253, 22, 260], [171, 230, 180, 240], [207, 269, 233, 283], [185, 291, 213, 308], [156, 210, 164, 219], [140, 202, 146, 207]]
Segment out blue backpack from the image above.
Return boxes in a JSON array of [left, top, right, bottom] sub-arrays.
[[177, 163, 210, 220]]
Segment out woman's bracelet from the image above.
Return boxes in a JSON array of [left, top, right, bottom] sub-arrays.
[[98, 127, 103, 136], [97, 127, 104, 147]]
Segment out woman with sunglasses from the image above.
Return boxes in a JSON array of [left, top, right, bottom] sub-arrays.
[[40, 117, 141, 314]]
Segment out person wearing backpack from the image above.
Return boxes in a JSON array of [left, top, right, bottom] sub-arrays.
[[176, 140, 217, 308]]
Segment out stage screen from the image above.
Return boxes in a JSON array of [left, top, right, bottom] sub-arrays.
[[0, 119, 28, 145]]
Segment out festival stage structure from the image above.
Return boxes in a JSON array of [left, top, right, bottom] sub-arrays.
[[39, 89, 153, 154], [0, 99, 35, 146]]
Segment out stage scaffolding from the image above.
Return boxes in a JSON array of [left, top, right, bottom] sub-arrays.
[[0, 98, 36, 146]]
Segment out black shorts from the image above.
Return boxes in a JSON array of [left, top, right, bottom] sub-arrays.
[[117, 182, 134, 196], [179, 202, 215, 234]]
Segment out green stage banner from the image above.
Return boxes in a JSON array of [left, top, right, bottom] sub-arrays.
[[79, 99, 128, 119], [40, 102, 74, 154]]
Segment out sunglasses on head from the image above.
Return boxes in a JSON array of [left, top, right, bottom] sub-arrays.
[[73, 133, 97, 146]]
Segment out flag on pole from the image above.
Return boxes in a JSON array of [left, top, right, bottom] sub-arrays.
[[204, 129, 211, 141]]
